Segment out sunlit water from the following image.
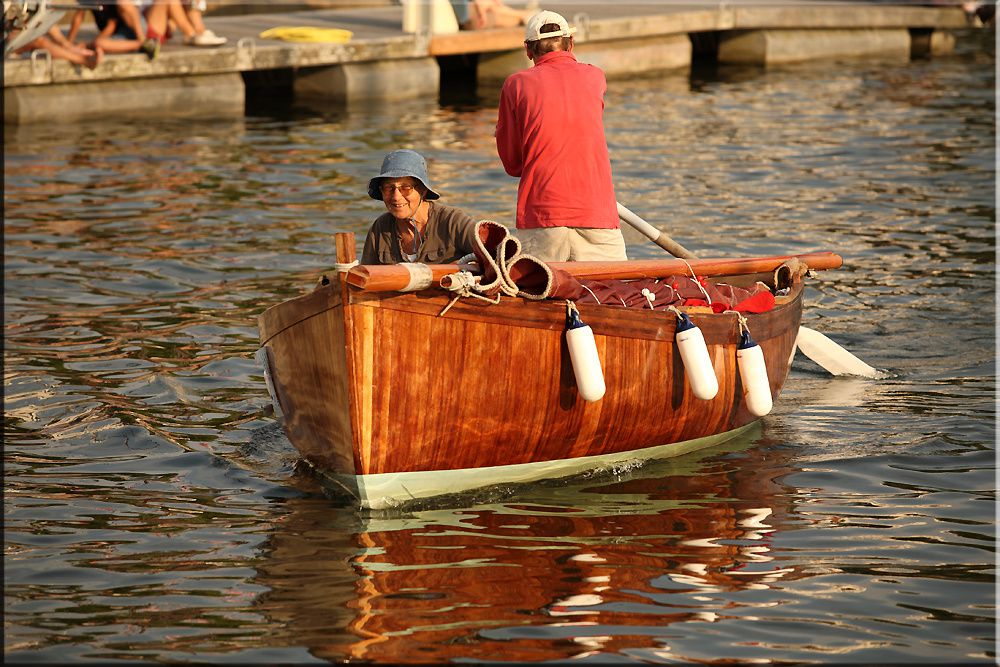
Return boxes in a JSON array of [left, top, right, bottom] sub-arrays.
[[4, 29, 995, 663]]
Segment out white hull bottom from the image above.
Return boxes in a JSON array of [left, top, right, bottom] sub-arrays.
[[313, 423, 758, 510]]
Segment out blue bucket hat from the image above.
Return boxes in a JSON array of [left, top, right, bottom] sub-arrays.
[[367, 149, 440, 201]]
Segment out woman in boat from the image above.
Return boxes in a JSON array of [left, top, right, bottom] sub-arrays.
[[361, 150, 478, 265]]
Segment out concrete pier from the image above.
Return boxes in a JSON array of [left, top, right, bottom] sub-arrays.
[[717, 28, 911, 65], [2, 2, 979, 124], [294, 56, 440, 102]]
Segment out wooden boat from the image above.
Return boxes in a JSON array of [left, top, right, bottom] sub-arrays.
[[257, 232, 841, 509]]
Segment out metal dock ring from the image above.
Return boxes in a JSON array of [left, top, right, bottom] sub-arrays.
[[29, 48, 51, 81], [236, 37, 256, 66]]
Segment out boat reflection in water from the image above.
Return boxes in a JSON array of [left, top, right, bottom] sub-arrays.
[[254, 426, 801, 662]]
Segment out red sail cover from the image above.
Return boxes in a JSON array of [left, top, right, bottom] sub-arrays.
[[574, 275, 775, 313]]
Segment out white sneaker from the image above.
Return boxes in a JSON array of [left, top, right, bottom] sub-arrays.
[[187, 29, 227, 47]]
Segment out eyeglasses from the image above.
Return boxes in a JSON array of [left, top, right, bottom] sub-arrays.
[[380, 182, 416, 197]]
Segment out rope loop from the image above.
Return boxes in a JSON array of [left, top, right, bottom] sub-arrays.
[[437, 271, 501, 316], [679, 258, 713, 305], [731, 311, 749, 335], [333, 260, 359, 272]]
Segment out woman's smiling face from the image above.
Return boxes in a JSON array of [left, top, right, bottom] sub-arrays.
[[379, 177, 424, 220]]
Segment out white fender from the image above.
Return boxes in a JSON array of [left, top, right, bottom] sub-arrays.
[[675, 313, 719, 400], [566, 311, 606, 402], [737, 331, 773, 417]]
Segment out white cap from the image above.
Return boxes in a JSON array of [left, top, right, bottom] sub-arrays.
[[523, 10, 577, 42]]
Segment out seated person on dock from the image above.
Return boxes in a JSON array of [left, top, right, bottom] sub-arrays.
[[451, 0, 534, 30], [361, 150, 478, 265], [8, 22, 103, 70], [177, 0, 226, 46], [78, 0, 220, 61]]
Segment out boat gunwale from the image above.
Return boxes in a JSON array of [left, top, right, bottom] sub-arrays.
[[259, 270, 802, 346], [259, 281, 342, 346]]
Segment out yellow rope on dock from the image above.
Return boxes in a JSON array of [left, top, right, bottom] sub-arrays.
[[259, 27, 353, 43]]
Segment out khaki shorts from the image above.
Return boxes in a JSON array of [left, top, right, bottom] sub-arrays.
[[516, 227, 628, 262]]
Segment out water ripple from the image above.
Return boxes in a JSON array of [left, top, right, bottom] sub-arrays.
[[3, 30, 995, 663]]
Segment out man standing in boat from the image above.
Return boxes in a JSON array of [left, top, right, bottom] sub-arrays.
[[495, 10, 627, 263]]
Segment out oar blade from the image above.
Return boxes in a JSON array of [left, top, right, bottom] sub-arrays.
[[795, 326, 881, 378]]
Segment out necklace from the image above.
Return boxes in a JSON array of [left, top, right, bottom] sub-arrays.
[[399, 200, 428, 258]]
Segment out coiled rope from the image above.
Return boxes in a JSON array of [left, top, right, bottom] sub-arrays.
[[438, 270, 501, 316]]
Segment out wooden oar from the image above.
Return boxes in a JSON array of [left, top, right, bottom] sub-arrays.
[[616, 201, 881, 379], [617, 202, 698, 259], [795, 327, 880, 377], [346, 252, 843, 292]]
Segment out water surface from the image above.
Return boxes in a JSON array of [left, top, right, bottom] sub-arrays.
[[4, 29, 995, 663]]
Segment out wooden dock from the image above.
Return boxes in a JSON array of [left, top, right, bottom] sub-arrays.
[[3, 1, 978, 124]]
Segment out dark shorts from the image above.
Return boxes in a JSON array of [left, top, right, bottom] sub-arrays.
[[93, 7, 147, 41], [112, 15, 147, 41]]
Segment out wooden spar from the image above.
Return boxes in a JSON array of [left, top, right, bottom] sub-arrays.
[[346, 262, 477, 292], [345, 251, 843, 292], [552, 252, 842, 280]]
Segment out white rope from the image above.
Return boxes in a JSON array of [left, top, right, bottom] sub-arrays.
[[641, 288, 656, 309], [401, 193, 427, 257], [679, 257, 713, 305], [333, 260, 359, 272], [736, 312, 749, 335], [437, 270, 501, 316], [580, 283, 601, 304]]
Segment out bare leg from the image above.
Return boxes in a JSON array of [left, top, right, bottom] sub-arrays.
[[46, 25, 94, 56], [472, 0, 532, 29], [164, 0, 197, 40], [92, 21, 144, 54], [184, 5, 207, 34], [18, 36, 103, 69], [115, 0, 147, 39], [94, 35, 143, 53], [143, 0, 170, 39], [176, 1, 226, 44]]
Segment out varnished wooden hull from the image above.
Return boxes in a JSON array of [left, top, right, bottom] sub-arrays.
[[258, 274, 803, 509]]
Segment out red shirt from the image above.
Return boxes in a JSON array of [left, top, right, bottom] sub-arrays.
[[496, 50, 619, 230]]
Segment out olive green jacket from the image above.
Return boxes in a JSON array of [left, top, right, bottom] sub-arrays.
[[361, 202, 478, 265]]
